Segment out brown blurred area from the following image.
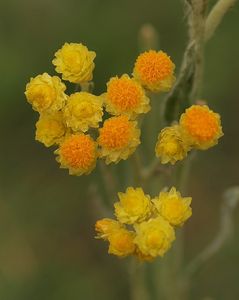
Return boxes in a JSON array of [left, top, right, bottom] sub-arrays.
[[0, 0, 239, 299]]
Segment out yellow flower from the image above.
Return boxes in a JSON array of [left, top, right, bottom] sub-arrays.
[[25, 73, 67, 113], [95, 218, 123, 240], [55, 134, 97, 175], [35, 111, 66, 147], [52, 42, 96, 84], [134, 247, 154, 262], [114, 187, 152, 224], [108, 228, 136, 257], [134, 216, 175, 258], [155, 125, 190, 164], [63, 92, 103, 132], [103, 74, 150, 119], [152, 187, 192, 227], [179, 105, 223, 150], [98, 115, 140, 164], [133, 50, 175, 93]]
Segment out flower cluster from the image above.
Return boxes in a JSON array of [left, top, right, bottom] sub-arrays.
[[155, 104, 223, 164], [95, 187, 192, 261], [25, 43, 176, 175], [25, 41, 224, 266]]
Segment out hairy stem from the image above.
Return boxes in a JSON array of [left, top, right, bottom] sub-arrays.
[[184, 186, 239, 278], [205, 0, 238, 41], [164, 0, 207, 124]]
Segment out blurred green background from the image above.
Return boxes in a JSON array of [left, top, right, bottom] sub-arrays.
[[0, 0, 239, 299]]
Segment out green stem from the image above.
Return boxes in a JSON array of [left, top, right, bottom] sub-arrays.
[[129, 260, 150, 300], [154, 163, 193, 300], [98, 161, 118, 204], [130, 151, 145, 187]]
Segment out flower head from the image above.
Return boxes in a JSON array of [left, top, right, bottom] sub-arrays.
[[108, 228, 136, 257], [114, 187, 152, 224], [134, 216, 175, 258], [35, 111, 66, 147], [98, 115, 140, 164], [52, 43, 96, 84], [133, 50, 175, 93], [25, 73, 67, 113], [134, 248, 154, 262], [180, 105, 223, 150], [103, 74, 150, 118], [95, 218, 123, 240], [155, 125, 190, 164], [64, 92, 103, 132], [55, 134, 97, 175], [153, 187, 192, 226]]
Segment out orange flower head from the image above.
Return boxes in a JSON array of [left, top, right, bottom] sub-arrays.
[[56, 134, 97, 175], [99, 116, 133, 150], [180, 105, 223, 150], [98, 116, 140, 164], [104, 74, 150, 118], [133, 50, 175, 92]]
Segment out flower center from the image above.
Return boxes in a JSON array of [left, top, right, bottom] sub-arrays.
[[112, 231, 135, 253], [98, 116, 132, 149], [30, 84, 55, 110], [135, 50, 174, 84], [163, 141, 179, 155], [163, 199, 183, 219], [73, 101, 95, 118], [62, 49, 83, 73], [147, 230, 164, 248], [107, 77, 142, 111], [182, 106, 219, 142], [60, 134, 96, 169]]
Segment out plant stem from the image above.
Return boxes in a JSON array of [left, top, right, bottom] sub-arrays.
[[129, 260, 150, 300], [164, 0, 207, 124], [98, 161, 118, 204], [184, 186, 239, 278], [131, 151, 145, 187], [205, 0, 238, 42]]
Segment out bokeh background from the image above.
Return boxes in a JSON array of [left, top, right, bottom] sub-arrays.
[[0, 0, 239, 299]]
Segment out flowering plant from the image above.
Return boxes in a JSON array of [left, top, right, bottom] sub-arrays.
[[24, 0, 239, 297]]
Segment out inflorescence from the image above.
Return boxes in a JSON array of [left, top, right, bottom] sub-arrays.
[[25, 42, 180, 175], [95, 187, 192, 261], [25, 42, 223, 261]]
